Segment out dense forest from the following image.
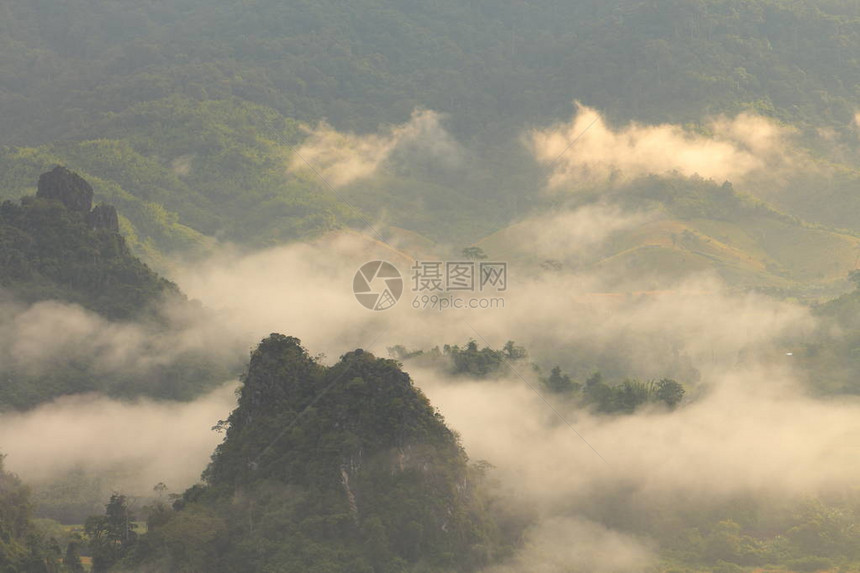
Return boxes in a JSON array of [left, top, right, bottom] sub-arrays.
[[1, 0, 860, 255]]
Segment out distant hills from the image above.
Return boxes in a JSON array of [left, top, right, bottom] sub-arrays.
[[1, 0, 858, 143], [1, 0, 859, 264], [478, 176, 860, 296]]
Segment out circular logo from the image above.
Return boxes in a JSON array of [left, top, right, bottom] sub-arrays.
[[353, 261, 403, 311]]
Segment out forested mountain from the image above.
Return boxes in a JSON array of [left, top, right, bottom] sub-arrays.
[[1, 0, 858, 143], [1, 0, 860, 255], [0, 166, 178, 320], [0, 167, 237, 410], [123, 335, 510, 573]]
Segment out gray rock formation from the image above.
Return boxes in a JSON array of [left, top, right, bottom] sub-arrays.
[[36, 166, 94, 213], [88, 204, 120, 232]]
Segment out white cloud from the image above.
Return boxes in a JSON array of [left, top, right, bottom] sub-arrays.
[[290, 109, 461, 187], [530, 103, 797, 188]]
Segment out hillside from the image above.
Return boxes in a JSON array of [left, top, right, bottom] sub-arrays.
[[0, 166, 180, 319], [0, 101, 355, 263], [1, 0, 859, 256], [476, 176, 860, 296], [0, 167, 238, 410], [124, 335, 509, 573], [1, 0, 858, 144]]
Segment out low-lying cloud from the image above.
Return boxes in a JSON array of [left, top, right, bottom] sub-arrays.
[[485, 517, 656, 573], [169, 221, 812, 383], [289, 109, 462, 187], [530, 103, 798, 189], [0, 384, 237, 494], [486, 204, 655, 263], [0, 299, 240, 377]]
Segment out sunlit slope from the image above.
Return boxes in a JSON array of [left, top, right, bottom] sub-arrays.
[[0, 99, 356, 265], [476, 185, 860, 293]]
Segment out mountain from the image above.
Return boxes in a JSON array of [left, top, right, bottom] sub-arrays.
[[126, 335, 510, 573], [1, 0, 858, 144], [0, 101, 354, 264], [1, 0, 859, 256], [0, 166, 180, 320], [0, 167, 237, 410]]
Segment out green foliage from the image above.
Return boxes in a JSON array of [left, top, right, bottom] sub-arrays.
[[544, 366, 580, 394], [656, 378, 687, 408], [442, 340, 526, 378], [795, 288, 860, 394], [461, 247, 488, 261], [0, 185, 179, 321], [784, 556, 835, 572], [0, 171, 239, 410], [582, 375, 686, 413], [85, 494, 138, 573], [2, 0, 859, 251], [1, 0, 859, 144], [128, 334, 514, 572], [0, 97, 355, 261], [391, 342, 688, 413], [62, 542, 84, 573], [0, 455, 71, 573]]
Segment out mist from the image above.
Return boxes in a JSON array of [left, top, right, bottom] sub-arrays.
[[0, 384, 237, 495], [155, 202, 844, 570], [530, 103, 804, 190], [289, 109, 462, 187], [0, 105, 855, 570], [0, 298, 244, 378]]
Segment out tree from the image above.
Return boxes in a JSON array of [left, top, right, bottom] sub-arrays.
[[615, 380, 651, 413], [545, 366, 578, 393], [461, 247, 487, 260], [583, 373, 614, 412], [705, 520, 742, 563], [63, 541, 85, 573], [655, 378, 685, 408], [86, 494, 137, 573], [502, 341, 526, 361]]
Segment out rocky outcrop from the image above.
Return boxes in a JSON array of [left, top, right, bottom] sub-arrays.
[[36, 166, 94, 213], [36, 166, 120, 233], [88, 204, 119, 232]]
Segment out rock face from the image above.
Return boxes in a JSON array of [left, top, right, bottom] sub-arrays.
[[88, 204, 120, 232], [36, 166, 94, 213], [36, 166, 120, 232]]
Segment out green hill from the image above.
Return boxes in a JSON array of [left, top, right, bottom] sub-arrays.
[[125, 335, 510, 573], [1, 0, 858, 143], [476, 176, 860, 296], [0, 166, 180, 319], [1, 0, 859, 255], [0, 167, 238, 410], [0, 100, 356, 264]]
